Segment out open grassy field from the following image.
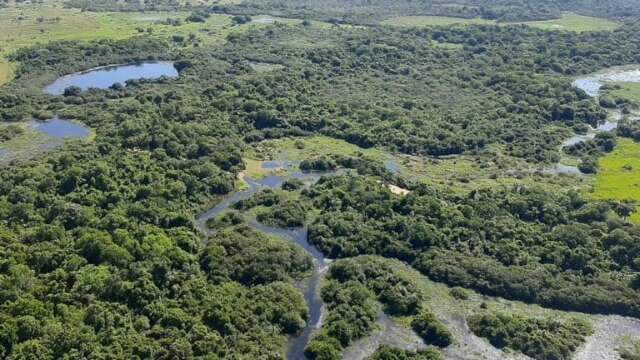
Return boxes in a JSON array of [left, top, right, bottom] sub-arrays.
[[0, 6, 235, 56], [610, 82, 640, 103], [593, 138, 640, 223], [0, 3, 314, 86], [381, 15, 495, 27], [0, 4, 228, 84], [381, 12, 618, 32], [0, 61, 16, 86], [247, 136, 590, 194], [516, 12, 620, 32]]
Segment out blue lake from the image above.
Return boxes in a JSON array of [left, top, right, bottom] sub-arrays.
[[45, 62, 178, 95], [31, 117, 91, 139]]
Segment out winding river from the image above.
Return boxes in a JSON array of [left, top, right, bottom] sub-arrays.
[[193, 66, 640, 358], [196, 167, 339, 359], [551, 66, 640, 174]]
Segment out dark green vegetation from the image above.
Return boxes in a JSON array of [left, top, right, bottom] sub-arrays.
[[367, 345, 443, 360], [0, 124, 24, 142], [620, 341, 640, 360], [468, 313, 592, 360], [65, 0, 640, 22], [233, 189, 309, 228], [411, 310, 453, 347], [304, 256, 450, 360], [619, 117, 640, 142], [200, 225, 313, 286], [564, 132, 617, 173], [238, 0, 640, 23], [2, 3, 640, 358], [302, 175, 640, 316]]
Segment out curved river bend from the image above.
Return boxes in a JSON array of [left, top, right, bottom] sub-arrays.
[[196, 169, 340, 360]]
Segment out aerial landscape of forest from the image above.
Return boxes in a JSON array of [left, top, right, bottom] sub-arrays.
[[1, 0, 640, 359]]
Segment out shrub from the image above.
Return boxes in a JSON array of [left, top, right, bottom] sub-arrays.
[[411, 310, 453, 348]]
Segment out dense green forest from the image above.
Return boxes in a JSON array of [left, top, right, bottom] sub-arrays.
[[468, 313, 592, 359], [1, 1, 640, 358], [232, 174, 640, 317]]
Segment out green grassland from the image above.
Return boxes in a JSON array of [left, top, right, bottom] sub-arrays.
[[0, 5, 230, 84], [381, 15, 496, 27], [0, 6, 234, 55], [610, 82, 640, 103], [247, 136, 591, 194], [382, 12, 619, 33], [0, 60, 16, 86], [0, 4, 314, 86], [593, 138, 640, 223], [515, 12, 620, 32], [0, 122, 48, 152]]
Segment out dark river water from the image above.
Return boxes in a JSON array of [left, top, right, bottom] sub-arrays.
[[44, 62, 178, 95], [196, 167, 343, 360]]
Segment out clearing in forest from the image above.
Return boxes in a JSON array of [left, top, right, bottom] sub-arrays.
[[381, 15, 495, 27], [593, 138, 640, 224], [516, 12, 619, 32], [610, 82, 640, 103]]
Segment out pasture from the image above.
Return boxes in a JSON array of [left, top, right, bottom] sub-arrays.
[[516, 12, 620, 32], [610, 82, 640, 103], [382, 15, 495, 27], [593, 138, 640, 223]]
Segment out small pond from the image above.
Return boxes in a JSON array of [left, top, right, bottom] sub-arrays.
[[45, 62, 178, 95], [30, 117, 91, 139]]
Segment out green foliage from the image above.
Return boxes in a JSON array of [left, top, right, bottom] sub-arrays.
[[411, 310, 454, 347], [0, 125, 24, 142], [200, 225, 313, 285], [620, 341, 640, 360], [307, 256, 432, 358], [282, 178, 305, 191], [257, 200, 308, 228], [449, 287, 469, 300], [300, 156, 338, 172], [0, 37, 306, 358], [468, 313, 593, 360], [1, 6, 640, 358], [215, 0, 639, 23], [367, 345, 444, 360], [305, 175, 640, 316]]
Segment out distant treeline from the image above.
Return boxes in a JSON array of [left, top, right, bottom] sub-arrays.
[[64, 0, 640, 22]]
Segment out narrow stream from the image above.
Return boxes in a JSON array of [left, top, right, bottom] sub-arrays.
[[550, 66, 640, 174], [195, 167, 339, 360]]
